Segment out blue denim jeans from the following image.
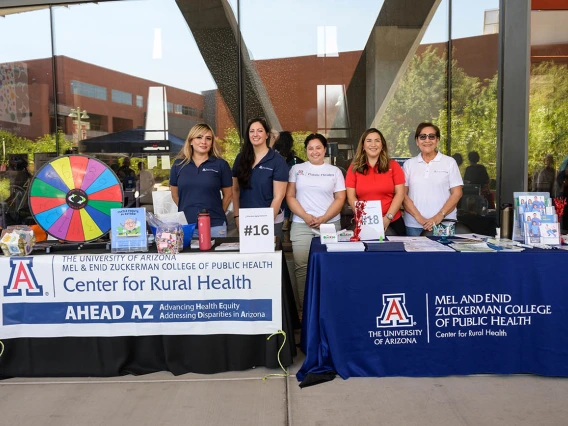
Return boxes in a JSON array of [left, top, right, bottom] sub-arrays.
[[405, 226, 424, 236]]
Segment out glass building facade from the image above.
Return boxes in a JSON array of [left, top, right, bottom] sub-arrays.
[[0, 0, 564, 232]]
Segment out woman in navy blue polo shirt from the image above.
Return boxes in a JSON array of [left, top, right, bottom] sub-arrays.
[[232, 118, 288, 239], [170, 123, 233, 237]]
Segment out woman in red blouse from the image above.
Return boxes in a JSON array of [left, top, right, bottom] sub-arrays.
[[346, 128, 406, 235]]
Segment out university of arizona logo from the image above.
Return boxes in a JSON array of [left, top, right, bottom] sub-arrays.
[[376, 293, 413, 327], [4, 257, 43, 296]]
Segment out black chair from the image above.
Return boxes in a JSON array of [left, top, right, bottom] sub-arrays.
[[385, 226, 398, 236]]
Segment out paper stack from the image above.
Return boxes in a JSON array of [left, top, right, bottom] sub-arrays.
[[326, 242, 366, 252]]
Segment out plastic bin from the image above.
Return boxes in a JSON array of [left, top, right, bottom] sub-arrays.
[[150, 223, 195, 248]]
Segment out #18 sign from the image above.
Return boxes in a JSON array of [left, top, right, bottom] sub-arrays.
[[358, 200, 385, 241]]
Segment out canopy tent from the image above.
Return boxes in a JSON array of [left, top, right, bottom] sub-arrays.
[[78, 129, 185, 155]]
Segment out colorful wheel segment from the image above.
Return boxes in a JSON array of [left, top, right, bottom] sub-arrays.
[[29, 155, 123, 242]]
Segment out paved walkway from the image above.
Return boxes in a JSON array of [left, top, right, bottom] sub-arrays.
[[2, 353, 568, 426]]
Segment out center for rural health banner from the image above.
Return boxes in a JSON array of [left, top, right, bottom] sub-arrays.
[[0, 252, 282, 338]]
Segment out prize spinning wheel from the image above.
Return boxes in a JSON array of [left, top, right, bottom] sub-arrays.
[[29, 155, 123, 242]]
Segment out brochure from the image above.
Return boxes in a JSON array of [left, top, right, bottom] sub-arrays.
[[540, 223, 561, 245], [513, 191, 551, 241], [449, 242, 496, 252], [110, 208, 148, 253], [524, 223, 541, 245]]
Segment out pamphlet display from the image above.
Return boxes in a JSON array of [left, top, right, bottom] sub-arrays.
[[513, 192, 561, 245], [110, 208, 148, 253]]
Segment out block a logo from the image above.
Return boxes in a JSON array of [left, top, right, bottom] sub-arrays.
[[376, 293, 413, 327], [4, 257, 43, 296]]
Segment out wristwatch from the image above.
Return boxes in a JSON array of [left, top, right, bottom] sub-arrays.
[[386, 213, 394, 221]]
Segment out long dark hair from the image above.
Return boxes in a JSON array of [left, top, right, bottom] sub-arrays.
[[275, 131, 293, 158], [235, 117, 270, 189], [351, 128, 391, 174]]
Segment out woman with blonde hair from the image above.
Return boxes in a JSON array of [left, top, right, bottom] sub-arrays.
[[346, 128, 406, 235], [170, 123, 232, 237]]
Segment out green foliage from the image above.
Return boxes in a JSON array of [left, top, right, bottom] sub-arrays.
[[291, 131, 311, 161], [379, 47, 568, 182], [528, 62, 568, 175], [379, 47, 448, 158], [379, 46, 498, 179], [0, 178, 10, 202], [217, 128, 242, 167], [0, 129, 72, 172], [34, 130, 72, 155], [445, 73, 498, 179]]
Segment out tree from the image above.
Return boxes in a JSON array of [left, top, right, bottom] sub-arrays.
[[0, 129, 73, 172], [379, 46, 498, 179], [379, 46, 448, 157], [217, 128, 241, 167], [528, 62, 568, 176]]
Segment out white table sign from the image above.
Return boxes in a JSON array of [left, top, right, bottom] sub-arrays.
[[358, 200, 385, 241], [239, 208, 275, 253]]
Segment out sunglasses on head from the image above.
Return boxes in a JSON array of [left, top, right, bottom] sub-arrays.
[[418, 133, 437, 140]]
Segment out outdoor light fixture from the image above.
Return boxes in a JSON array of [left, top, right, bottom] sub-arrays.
[[69, 106, 90, 142]]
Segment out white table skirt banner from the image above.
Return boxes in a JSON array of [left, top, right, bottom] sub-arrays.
[[0, 251, 282, 338]]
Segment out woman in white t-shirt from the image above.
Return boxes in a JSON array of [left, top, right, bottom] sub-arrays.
[[286, 133, 346, 314]]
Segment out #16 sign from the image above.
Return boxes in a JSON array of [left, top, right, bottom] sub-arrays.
[[239, 208, 275, 253], [0, 251, 282, 338]]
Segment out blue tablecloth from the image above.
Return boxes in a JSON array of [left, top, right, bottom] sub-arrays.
[[297, 238, 568, 380]]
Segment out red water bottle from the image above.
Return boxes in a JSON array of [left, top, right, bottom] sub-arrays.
[[198, 209, 211, 250]]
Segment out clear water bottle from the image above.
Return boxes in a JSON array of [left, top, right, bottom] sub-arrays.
[[198, 209, 211, 250]]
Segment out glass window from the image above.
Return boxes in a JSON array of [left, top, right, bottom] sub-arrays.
[[377, 0, 449, 159], [50, 0, 239, 190], [71, 80, 107, 100], [0, 7, 55, 227], [112, 89, 133, 105], [450, 0, 499, 226], [240, 0, 396, 169], [484, 9, 499, 35], [529, 7, 568, 232]]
